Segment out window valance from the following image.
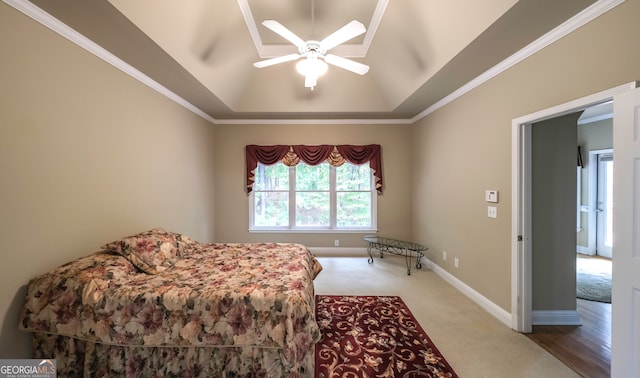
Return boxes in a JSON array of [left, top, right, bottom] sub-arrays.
[[246, 144, 383, 194]]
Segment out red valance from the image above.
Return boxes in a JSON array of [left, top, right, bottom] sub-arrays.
[[246, 144, 383, 194]]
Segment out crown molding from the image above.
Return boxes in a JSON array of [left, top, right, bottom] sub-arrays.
[[411, 0, 626, 124], [4, 0, 625, 126], [214, 118, 413, 125], [3, 0, 217, 125], [236, 0, 262, 56], [230, 0, 626, 125]]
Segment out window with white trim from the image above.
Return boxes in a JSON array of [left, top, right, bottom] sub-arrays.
[[249, 161, 377, 231]]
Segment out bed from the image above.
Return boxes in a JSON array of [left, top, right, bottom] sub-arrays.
[[19, 228, 322, 377]]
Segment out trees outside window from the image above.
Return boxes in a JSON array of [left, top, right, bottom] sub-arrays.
[[251, 162, 376, 231]]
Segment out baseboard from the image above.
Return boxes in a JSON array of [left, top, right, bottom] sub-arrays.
[[424, 258, 513, 328], [532, 310, 582, 325], [577, 246, 595, 255], [415, 261, 582, 327], [311, 252, 527, 330], [308, 247, 367, 257]]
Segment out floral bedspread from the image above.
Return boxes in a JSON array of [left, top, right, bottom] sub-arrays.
[[20, 242, 321, 370]]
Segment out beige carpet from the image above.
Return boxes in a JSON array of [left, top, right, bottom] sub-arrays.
[[314, 256, 580, 378]]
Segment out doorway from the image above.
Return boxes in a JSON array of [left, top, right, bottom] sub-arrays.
[[595, 150, 613, 258], [525, 111, 614, 375], [511, 81, 639, 376], [510, 82, 636, 332], [583, 148, 614, 258]]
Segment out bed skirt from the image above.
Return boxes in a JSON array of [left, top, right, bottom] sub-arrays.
[[33, 333, 314, 377]]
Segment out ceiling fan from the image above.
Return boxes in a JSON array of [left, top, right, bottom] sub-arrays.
[[253, 19, 370, 90]]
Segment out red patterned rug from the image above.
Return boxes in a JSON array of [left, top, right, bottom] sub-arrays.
[[315, 295, 458, 377]]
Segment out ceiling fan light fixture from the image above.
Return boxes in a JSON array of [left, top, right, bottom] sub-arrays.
[[304, 74, 318, 89], [253, 18, 369, 90], [295, 58, 328, 78]]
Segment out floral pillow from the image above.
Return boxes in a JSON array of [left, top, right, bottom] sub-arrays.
[[166, 230, 199, 254], [101, 228, 197, 274]]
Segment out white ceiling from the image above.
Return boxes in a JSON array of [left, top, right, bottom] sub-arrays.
[[18, 0, 598, 122], [578, 101, 613, 125]]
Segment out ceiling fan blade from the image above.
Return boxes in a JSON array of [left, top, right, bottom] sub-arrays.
[[261, 20, 306, 49], [320, 20, 366, 51], [324, 54, 369, 75], [253, 54, 301, 68]]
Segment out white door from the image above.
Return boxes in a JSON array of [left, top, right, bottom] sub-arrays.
[[596, 152, 613, 258], [611, 87, 640, 377]]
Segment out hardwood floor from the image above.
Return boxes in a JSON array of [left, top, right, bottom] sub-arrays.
[[525, 298, 611, 378]]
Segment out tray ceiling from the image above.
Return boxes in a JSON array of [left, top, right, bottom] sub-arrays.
[[17, 0, 599, 123]]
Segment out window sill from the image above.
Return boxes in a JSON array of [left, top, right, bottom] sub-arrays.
[[248, 228, 378, 234]]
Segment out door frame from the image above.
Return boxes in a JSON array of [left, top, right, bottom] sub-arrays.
[[595, 150, 614, 258], [584, 148, 614, 255], [510, 81, 638, 333]]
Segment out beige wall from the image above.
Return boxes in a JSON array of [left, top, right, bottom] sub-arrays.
[[2, 0, 640, 361], [411, 0, 640, 311], [0, 4, 216, 357], [214, 123, 412, 248]]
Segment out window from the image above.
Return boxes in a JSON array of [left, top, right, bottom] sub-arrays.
[[250, 161, 376, 231]]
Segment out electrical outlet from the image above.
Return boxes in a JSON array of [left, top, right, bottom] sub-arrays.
[[488, 206, 498, 218], [454, 257, 459, 268], [334, 239, 339, 247], [443, 251, 447, 261]]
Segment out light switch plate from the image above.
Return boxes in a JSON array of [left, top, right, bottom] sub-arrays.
[[485, 190, 499, 203]]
